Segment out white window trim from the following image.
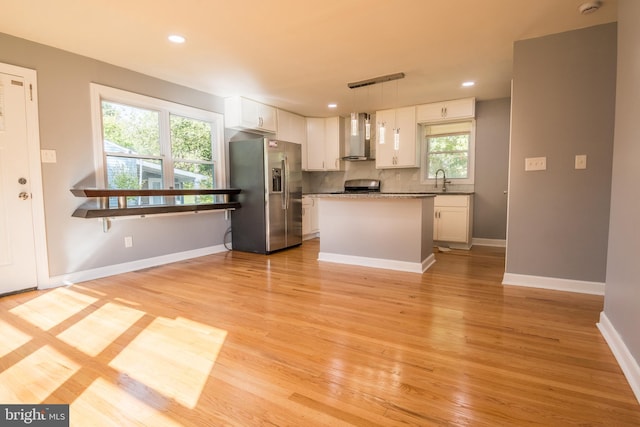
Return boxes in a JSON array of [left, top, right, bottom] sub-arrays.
[[420, 119, 476, 185], [90, 83, 225, 189]]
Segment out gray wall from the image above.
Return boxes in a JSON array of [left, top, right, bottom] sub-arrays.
[[0, 33, 228, 277], [473, 98, 510, 240], [506, 23, 617, 282], [604, 0, 640, 364], [303, 99, 511, 241]]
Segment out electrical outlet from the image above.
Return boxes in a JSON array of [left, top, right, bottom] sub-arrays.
[[575, 154, 587, 170], [124, 236, 133, 248], [525, 156, 546, 171]]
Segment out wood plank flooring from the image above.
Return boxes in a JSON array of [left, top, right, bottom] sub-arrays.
[[1, 239, 639, 426]]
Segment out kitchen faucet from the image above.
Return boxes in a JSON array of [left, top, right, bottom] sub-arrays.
[[435, 168, 450, 192]]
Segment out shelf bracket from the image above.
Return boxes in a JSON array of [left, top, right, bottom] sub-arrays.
[[102, 217, 111, 233]]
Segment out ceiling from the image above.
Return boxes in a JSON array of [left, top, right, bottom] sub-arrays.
[[0, 0, 617, 117]]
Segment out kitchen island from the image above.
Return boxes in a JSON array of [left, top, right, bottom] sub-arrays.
[[315, 193, 435, 273]]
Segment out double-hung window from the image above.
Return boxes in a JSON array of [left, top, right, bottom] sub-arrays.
[[90, 84, 224, 206], [421, 121, 475, 184]]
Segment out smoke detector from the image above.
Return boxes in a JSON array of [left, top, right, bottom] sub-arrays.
[[578, 1, 602, 15]]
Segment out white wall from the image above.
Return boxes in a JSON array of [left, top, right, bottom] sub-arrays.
[[602, 0, 640, 387], [506, 24, 617, 284], [0, 32, 229, 280]]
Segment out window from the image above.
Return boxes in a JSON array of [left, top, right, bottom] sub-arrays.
[[421, 121, 475, 184], [90, 84, 224, 206]]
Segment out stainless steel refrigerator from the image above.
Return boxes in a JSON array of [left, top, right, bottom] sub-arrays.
[[229, 138, 302, 254]]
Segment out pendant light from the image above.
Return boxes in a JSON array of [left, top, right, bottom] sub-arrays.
[[378, 82, 385, 144], [393, 80, 400, 151], [344, 72, 405, 146], [351, 112, 358, 137], [350, 88, 358, 137], [364, 113, 371, 141]]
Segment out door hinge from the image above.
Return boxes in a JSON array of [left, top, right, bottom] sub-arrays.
[[29, 84, 33, 101]]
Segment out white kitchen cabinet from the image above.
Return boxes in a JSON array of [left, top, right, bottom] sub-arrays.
[[276, 109, 307, 169], [417, 98, 475, 123], [434, 195, 473, 249], [305, 116, 344, 171], [224, 96, 277, 134], [276, 109, 306, 143], [302, 195, 319, 239], [375, 106, 419, 168]]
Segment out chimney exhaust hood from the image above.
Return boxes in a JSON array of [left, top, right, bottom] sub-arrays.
[[343, 112, 374, 161]]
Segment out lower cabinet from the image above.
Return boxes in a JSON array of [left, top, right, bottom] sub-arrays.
[[302, 196, 319, 239], [434, 195, 473, 249]]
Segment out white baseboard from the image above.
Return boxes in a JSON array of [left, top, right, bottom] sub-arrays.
[[40, 244, 229, 289], [597, 312, 640, 405], [318, 252, 436, 274], [502, 273, 605, 295], [472, 238, 506, 247]]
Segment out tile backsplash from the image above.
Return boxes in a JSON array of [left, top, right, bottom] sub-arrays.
[[302, 161, 474, 194]]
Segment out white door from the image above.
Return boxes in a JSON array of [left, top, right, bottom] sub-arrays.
[[0, 70, 38, 294]]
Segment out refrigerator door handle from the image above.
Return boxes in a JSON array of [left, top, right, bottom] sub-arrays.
[[284, 155, 290, 209], [281, 158, 287, 210]]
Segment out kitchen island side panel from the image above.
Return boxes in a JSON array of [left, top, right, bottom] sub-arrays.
[[317, 196, 435, 273]]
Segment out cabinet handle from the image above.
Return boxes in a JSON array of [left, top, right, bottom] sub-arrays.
[[258, 116, 263, 127]]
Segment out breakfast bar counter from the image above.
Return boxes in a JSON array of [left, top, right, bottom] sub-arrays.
[[315, 193, 436, 273]]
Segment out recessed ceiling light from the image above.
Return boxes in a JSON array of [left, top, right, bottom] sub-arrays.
[[168, 34, 186, 44], [462, 81, 475, 87], [328, 103, 337, 108]]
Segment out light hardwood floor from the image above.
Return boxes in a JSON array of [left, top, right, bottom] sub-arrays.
[[1, 239, 639, 426]]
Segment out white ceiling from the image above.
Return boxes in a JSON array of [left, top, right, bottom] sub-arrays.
[[0, 0, 617, 117]]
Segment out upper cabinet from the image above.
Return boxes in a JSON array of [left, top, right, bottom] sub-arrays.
[[416, 97, 475, 123], [276, 109, 307, 169], [276, 109, 306, 144], [306, 116, 344, 171], [375, 106, 419, 168], [224, 96, 277, 134]]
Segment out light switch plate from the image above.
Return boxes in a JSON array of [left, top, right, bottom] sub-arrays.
[[41, 149, 57, 163], [575, 154, 587, 170], [525, 156, 546, 171]]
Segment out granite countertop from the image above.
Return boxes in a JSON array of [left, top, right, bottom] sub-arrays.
[[313, 193, 436, 199], [305, 191, 474, 197]]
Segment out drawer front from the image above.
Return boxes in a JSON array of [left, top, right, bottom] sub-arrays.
[[434, 195, 469, 207]]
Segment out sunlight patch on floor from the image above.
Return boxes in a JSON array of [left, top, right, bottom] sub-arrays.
[[0, 319, 31, 357], [0, 345, 80, 403], [72, 377, 183, 426], [109, 316, 227, 408], [9, 287, 97, 330], [56, 302, 146, 357]]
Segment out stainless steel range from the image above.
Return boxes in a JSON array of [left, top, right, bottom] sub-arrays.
[[339, 179, 381, 194]]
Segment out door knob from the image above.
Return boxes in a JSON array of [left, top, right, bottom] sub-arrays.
[[18, 192, 30, 200]]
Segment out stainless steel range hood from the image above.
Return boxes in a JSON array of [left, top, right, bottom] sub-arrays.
[[343, 112, 375, 161]]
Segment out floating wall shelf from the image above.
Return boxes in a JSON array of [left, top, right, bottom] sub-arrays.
[[70, 188, 242, 219]]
